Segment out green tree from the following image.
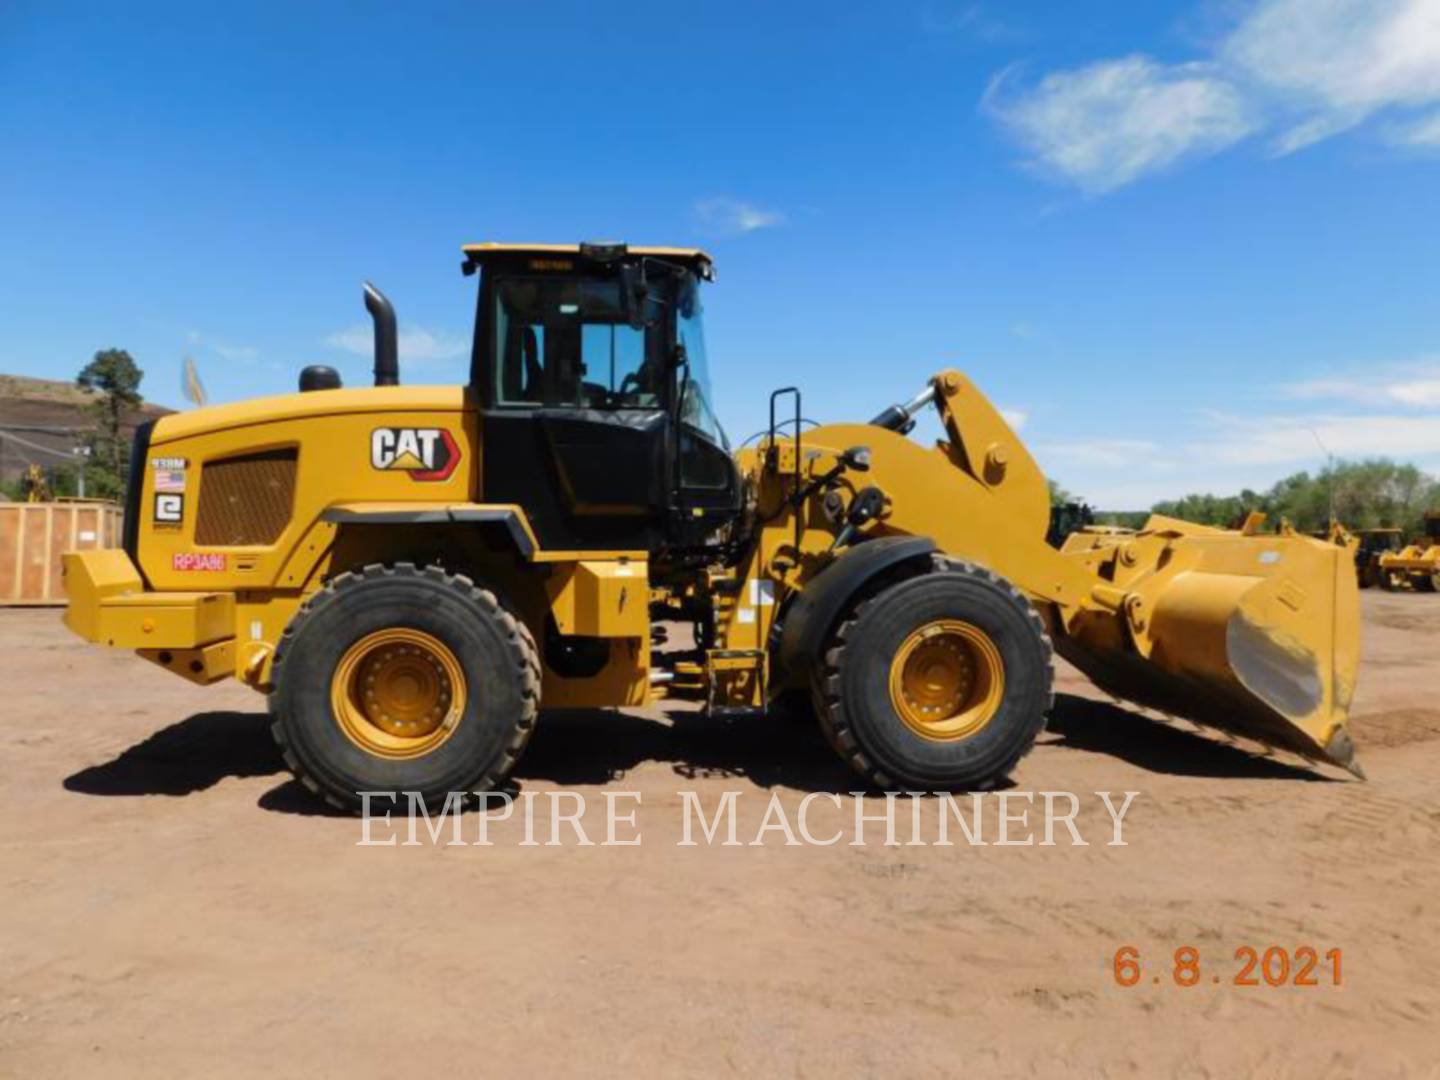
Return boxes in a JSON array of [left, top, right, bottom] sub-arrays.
[[76, 348, 144, 494], [1151, 491, 1252, 528], [1150, 459, 1440, 536]]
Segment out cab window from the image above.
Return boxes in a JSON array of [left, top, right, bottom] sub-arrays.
[[493, 277, 664, 408]]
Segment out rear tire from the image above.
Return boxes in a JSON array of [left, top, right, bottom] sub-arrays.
[[813, 560, 1053, 790], [1416, 573, 1438, 593], [269, 563, 540, 812]]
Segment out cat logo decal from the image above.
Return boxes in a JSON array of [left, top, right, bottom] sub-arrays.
[[370, 428, 461, 482]]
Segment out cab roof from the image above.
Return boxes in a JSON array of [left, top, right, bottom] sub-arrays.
[[461, 242, 714, 278]]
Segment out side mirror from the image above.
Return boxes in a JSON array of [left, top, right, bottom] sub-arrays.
[[618, 263, 649, 330]]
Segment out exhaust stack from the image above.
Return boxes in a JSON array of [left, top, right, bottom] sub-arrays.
[[364, 282, 399, 387]]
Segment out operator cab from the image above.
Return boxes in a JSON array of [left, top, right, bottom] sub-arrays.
[[464, 242, 741, 553]]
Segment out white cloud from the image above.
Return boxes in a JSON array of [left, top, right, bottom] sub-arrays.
[[1394, 107, 1440, 146], [1225, 0, 1440, 154], [1050, 410, 1440, 471], [1268, 109, 1368, 154], [1032, 403, 1440, 507], [1032, 436, 1164, 469], [987, 0, 1440, 189], [922, 1, 984, 34], [1030, 350, 1440, 505], [186, 330, 258, 362], [985, 56, 1257, 192], [694, 197, 786, 234], [1282, 357, 1440, 407], [324, 324, 468, 364], [921, 2, 1019, 44], [999, 406, 1027, 430], [212, 343, 259, 362], [1200, 409, 1440, 467]]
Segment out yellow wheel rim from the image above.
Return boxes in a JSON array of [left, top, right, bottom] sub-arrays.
[[331, 628, 466, 759], [888, 619, 1004, 741]]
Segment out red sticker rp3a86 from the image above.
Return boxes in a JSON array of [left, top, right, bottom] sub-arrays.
[[172, 553, 227, 572]]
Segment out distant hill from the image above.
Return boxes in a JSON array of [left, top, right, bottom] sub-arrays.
[[0, 375, 172, 484]]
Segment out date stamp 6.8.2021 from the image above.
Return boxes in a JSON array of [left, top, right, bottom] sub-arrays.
[[1112, 945, 1342, 988]]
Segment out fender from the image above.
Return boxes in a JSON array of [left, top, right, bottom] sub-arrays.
[[773, 534, 937, 679], [319, 502, 537, 558]]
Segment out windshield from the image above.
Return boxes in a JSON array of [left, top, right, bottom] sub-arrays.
[[492, 276, 665, 409], [676, 273, 728, 450]]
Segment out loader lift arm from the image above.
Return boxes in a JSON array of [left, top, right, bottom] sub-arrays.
[[738, 369, 1362, 777]]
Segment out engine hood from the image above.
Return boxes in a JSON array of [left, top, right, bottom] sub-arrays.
[[151, 385, 471, 445]]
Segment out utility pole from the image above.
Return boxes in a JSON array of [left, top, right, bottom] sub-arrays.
[[1309, 428, 1335, 526], [73, 444, 90, 499]]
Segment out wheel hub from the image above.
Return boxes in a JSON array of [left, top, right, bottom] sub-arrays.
[[332, 628, 466, 759], [888, 619, 1004, 742]]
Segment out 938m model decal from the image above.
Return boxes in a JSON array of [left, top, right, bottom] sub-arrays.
[[370, 427, 461, 482]]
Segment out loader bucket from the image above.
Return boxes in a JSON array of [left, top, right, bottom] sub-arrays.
[[1055, 517, 1363, 775]]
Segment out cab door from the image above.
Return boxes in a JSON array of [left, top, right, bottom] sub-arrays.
[[479, 274, 671, 551]]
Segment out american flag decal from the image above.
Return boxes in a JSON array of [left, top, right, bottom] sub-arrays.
[[155, 470, 186, 492]]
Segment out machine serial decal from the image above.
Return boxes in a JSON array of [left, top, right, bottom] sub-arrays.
[[370, 428, 461, 482], [172, 552, 227, 572]]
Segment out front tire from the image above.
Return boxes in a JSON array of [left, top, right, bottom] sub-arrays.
[[814, 560, 1053, 790], [269, 563, 540, 811]]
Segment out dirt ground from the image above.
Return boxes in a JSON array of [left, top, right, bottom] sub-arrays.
[[2, 593, 1438, 1078]]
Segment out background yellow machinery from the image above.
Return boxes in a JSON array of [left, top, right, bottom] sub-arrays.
[[1376, 512, 1440, 591]]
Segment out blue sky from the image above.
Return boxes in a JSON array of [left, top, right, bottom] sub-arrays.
[[2, 0, 1438, 508]]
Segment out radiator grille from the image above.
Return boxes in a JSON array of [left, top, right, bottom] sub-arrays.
[[195, 448, 298, 546]]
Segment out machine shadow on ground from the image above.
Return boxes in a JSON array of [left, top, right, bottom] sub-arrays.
[[61, 691, 1325, 817], [64, 711, 287, 797]]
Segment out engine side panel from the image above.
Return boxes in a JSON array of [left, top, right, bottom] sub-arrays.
[[133, 389, 475, 592]]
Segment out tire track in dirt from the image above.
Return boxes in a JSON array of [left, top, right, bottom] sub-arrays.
[[1347, 709, 1440, 749]]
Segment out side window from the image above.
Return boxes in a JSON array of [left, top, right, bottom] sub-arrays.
[[492, 276, 663, 409], [673, 273, 731, 491], [494, 281, 548, 405]]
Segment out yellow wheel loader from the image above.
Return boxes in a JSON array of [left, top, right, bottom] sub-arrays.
[[1354, 527, 1405, 590], [1376, 513, 1440, 592], [62, 242, 1364, 809]]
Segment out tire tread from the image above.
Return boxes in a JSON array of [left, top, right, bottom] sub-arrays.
[[268, 563, 540, 811], [811, 555, 1053, 791]]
